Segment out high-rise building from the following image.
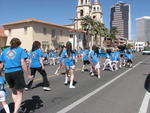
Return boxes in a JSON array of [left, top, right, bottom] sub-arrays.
[[136, 16, 150, 42], [110, 1, 131, 40]]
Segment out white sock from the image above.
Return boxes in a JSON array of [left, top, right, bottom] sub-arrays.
[[4, 104, 10, 113], [64, 76, 68, 83], [70, 80, 73, 87]]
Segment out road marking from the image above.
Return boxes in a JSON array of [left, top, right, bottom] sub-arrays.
[[139, 91, 150, 113], [57, 61, 143, 113]]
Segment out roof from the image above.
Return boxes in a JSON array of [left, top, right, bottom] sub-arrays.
[[136, 16, 150, 21], [0, 28, 6, 37], [3, 19, 84, 33]]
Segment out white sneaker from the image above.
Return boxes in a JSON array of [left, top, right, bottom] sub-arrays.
[[54, 72, 59, 76], [82, 69, 84, 72], [91, 73, 94, 76], [69, 85, 75, 88], [24, 87, 29, 91], [98, 75, 101, 79], [43, 87, 51, 91]]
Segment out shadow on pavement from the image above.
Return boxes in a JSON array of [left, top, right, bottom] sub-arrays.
[[20, 95, 43, 113]]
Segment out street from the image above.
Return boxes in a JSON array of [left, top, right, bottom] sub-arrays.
[[1, 54, 150, 113]]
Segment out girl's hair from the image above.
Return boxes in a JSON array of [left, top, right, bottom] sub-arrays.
[[10, 38, 21, 49], [32, 41, 41, 51], [92, 45, 96, 51], [94, 47, 100, 56], [59, 45, 65, 56], [66, 41, 73, 57]]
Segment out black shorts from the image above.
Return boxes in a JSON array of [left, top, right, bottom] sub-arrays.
[[5, 70, 25, 90], [127, 59, 132, 63], [83, 60, 90, 65]]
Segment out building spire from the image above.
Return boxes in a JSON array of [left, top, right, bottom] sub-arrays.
[[94, 0, 99, 4]]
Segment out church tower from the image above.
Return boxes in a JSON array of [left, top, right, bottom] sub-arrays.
[[91, 0, 103, 23], [75, 0, 91, 29]]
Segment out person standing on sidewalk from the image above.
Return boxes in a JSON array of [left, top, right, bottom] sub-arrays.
[[0, 38, 33, 113], [25, 41, 51, 91]]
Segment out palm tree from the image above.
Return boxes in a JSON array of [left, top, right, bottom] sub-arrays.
[[81, 16, 95, 48], [81, 16, 109, 47], [110, 27, 119, 46]]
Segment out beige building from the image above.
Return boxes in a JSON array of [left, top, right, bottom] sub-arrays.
[[0, 28, 7, 48], [3, 19, 86, 51]]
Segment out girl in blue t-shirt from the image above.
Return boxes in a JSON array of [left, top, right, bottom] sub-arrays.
[[124, 50, 133, 67], [81, 48, 90, 72], [0, 70, 10, 113], [54, 46, 66, 75], [90, 46, 101, 79], [102, 49, 114, 71], [64, 42, 76, 88], [25, 41, 51, 91]]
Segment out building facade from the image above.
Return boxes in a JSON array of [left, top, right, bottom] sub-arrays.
[[110, 2, 131, 40], [3, 19, 85, 51], [0, 28, 7, 48], [136, 16, 150, 43]]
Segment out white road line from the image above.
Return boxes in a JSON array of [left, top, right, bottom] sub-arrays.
[[139, 91, 150, 113], [57, 61, 143, 113]]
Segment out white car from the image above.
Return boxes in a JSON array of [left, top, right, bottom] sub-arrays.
[[142, 49, 150, 55]]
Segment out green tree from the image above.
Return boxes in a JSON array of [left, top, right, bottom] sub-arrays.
[[110, 27, 119, 46]]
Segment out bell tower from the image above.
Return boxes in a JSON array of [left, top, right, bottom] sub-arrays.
[[75, 0, 91, 29], [91, 0, 103, 23]]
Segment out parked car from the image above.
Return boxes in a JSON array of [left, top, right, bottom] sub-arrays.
[[142, 49, 150, 55]]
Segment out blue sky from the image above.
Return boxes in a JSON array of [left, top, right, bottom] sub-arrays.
[[0, 0, 149, 40]]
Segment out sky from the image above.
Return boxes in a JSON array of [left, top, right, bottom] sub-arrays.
[[0, 0, 150, 40]]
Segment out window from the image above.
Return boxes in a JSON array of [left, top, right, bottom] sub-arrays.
[[43, 28, 47, 35], [97, 7, 99, 11], [70, 34, 73, 38], [8, 29, 11, 36], [52, 29, 55, 37], [80, 10, 84, 17], [93, 7, 96, 11], [24, 26, 27, 34], [60, 30, 63, 36], [81, 0, 83, 4], [93, 16, 96, 19]]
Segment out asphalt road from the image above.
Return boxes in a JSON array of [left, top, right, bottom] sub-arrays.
[[1, 54, 150, 113]]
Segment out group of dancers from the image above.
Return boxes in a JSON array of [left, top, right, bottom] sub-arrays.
[[0, 37, 133, 113]]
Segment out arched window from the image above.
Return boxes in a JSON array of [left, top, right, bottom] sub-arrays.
[[93, 7, 96, 11], [97, 7, 99, 11], [80, 10, 84, 17], [81, 0, 83, 5], [93, 16, 96, 19], [86, 0, 88, 4]]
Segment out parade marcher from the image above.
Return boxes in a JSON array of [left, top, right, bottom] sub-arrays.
[[25, 41, 51, 91], [64, 42, 76, 88], [124, 50, 133, 67], [54, 45, 66, 75], [81, 48, 90, 72], [0, 38, 33, 113], [102, 49, 113, 71], [90, 46, 101, 79], [0, 69, 10, 113]]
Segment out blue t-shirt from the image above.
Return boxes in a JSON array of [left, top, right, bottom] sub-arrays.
[[124, 53, 133, 60], [0, 77, 5, 90], [89, 50, 94, 58], [83, 49, 89, 61], [29, 49, 43, 68], [64, 52, 76, 67], [91, 53, 99, 64], [0, 47, 27, 73], [43, 53, 48, 58], [110, 52, 118, 61]]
